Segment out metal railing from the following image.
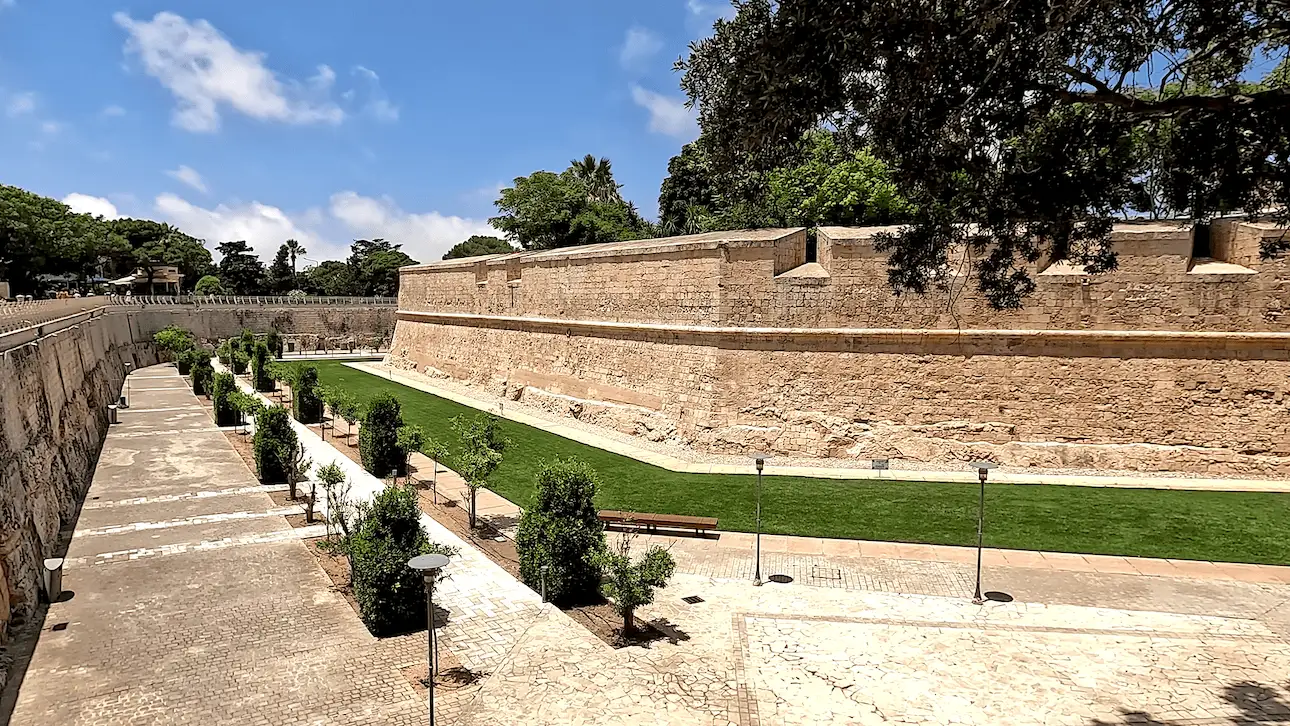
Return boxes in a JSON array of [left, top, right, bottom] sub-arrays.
[[0, 298, 107, 335], [106, 295, 397, 307]]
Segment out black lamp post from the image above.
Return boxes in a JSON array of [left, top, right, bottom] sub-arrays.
[[968, 461, 997, 604], [408, 553, 450, 726], [751, 453, 770, 586]]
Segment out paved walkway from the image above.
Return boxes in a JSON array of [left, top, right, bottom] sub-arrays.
[[7, 365, 428, 725], [353, 361, 1290, 493]]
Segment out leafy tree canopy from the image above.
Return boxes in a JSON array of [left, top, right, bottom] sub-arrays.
[[491, 159, 655, 250], [110, 218, 213, 291], [266, 244, 295, 294], [216, 240, 266, 295], [443, 235, 516, 260], [0, 184, 131, 295], [194, 274, 225, 295], [680, 0, 1290, 308], [348, 238, 417, 296], [299, 260, 355, 296]]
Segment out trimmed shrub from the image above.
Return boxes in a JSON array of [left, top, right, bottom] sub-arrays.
[[252, 406, 296, 483], [516, 458, 606, 605], [191, 354, 214, 396], [251, 342, 274, 392], [238, 329, 256, 357], [231, 349, 249, 375], [175, 347, 198, 375], [216, 340, 232, 367], [359, 393, 404, 476], [211, 373, 240, 426], [265, 330, 284, 358], [292, 365, 323, 424], [348, 484, 454, 636], [153, 325, 194, 361]]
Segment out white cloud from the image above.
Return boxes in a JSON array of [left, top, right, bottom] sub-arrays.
[[63, 193, 121, 219], [0, 0, 14, 9], [619, 27, 663, 70], [687, 0, 736, 23], [6, 91, 35, 117], [351, 65, 399, 122], [151, 191, 495, 264], [39, 120, 61, 135], [154, 193, 329, 259], [630, 85, 698, 139], [101, 104, 127, 117], [113, 11, 344, 133], [329, 192, 497, 262], [166, 165, 208, 193]]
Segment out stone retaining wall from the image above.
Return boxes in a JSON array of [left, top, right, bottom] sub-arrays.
[[0, 305, 394, 647], [390, 220, 1290, 476]]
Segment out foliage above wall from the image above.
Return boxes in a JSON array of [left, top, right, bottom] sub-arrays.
[[679, 0, 1290, 308]]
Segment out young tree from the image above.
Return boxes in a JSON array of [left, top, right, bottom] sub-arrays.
[[336, 393, 361, 444], [395, 425, 426, 483], [452, 414, 507, 529], [194, 274, 225, 296], [211, 372, 240, 426], [680, 0, 1290, 308], [592, 532, 676, 633], [232, 391, 265, 435], [315, 462, 347, 535], [516, 458, 606, 604], [253, 406, 297, 484], [292, 365, 323, 424], [286, 441, 312, 507], [423, 438, 450, 490], [359, 392, 404, 476], [153, 325, 194, 362], [251, 342, 274, 392], [265, 329, 284, 358], [190, 353, 214, 396]]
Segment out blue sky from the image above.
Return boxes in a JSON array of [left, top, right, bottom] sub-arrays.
[[0, 0, 733, 263]]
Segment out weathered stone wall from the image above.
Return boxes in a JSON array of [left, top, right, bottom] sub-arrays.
[[390, 220, 1290, 476], [0, 304, 394, 646]]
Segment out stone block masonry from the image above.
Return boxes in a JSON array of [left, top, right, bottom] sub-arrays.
[[0, 303, 393, 648], [390, 220, 1290, 476]]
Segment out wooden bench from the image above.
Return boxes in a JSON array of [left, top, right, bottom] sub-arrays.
[[598, 510, 718, 537]]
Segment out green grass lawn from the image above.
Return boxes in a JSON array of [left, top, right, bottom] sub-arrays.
[[301, 361, 1290, 565]]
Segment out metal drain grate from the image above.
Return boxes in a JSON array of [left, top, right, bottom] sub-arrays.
[[681, 595, 704, 605], [811, 566, 842, 580]]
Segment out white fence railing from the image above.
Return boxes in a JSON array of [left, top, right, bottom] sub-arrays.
[[0, 299, 107, 335], [106, 295, 398, 307]]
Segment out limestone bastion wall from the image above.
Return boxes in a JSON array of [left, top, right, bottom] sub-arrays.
[[389, 220, 1290, 476], [0, 304, 394, 654]]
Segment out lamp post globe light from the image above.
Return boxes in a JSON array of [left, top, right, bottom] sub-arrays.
[[408, 553, 451, 726], [750, 453, 770, 586], [123, 361, 133, 408], [967, 461, 998, 605]]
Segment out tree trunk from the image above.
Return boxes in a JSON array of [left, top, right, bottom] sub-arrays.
[[306, 483, 316, 522], [469, 488, 477, 529], [623, 608, 634, 633]]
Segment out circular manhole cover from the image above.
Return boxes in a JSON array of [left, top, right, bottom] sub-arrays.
[[984, 591, 1014, 603], [768, 574, 793, 584]]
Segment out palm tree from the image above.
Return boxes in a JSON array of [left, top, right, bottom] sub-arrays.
[[569, 154, 621, 204], [284, 239, 306, 286]]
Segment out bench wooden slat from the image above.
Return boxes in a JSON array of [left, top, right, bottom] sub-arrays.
[[597, 510, 717, 531]]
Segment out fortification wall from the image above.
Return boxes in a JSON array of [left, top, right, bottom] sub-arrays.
[[0, 304, 394, 650], [390, 220, 1290, 476]]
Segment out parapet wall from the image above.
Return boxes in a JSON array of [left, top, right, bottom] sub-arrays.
[[0, 303, 394, 650], [390, 220, 1290, 476]]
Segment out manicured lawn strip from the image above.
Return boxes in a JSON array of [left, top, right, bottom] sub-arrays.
[[303, 361, 1290, 565]]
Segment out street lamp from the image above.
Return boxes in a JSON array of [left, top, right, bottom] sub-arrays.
[[968, 461, 998, 604], [408, 553, 451, 726], [750, 453, 770, 586]]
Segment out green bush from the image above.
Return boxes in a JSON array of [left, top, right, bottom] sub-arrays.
[[175, 347, 199, 375], [191, 354, 214, 396], [265, 330, 284, 358], [251, 342, 274, 392], [593, 537, 676, 633], [194, 274, 224, 296], [231, 348, 249, 375], [153, 325, 194, 361], [360, 392, 404, 476], [348, 484, 454, 636], [292, 365, 323, 424], [238, 329, 256, 357], [216, 340, 232, 367], [516, 458, 606, 604], [252, 406, 297, 483], [211, 373, 240, 426]]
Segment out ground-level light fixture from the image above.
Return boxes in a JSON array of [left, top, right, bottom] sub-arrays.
[[750, 453, 771, 586], [968, 461, 998, 604], [408, 553, 451, 726]]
